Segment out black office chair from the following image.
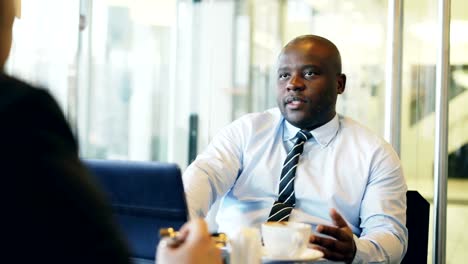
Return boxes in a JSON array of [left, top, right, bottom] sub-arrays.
[[402, 190, 430, 264], [83, 159, 189, 263]]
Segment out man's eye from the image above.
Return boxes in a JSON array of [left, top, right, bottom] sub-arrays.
[[304, 71, 316, 78], [279, 73, 290, 80]]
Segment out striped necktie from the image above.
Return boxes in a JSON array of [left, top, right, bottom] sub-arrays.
[[267, 130, 312, 222]]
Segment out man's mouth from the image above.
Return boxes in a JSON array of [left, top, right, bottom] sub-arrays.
[[285, 96, 307, 104], [284, 96, 307, 109]]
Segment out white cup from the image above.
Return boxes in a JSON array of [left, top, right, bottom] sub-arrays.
[[261, 222, 311, 258], [229, 227, 262, 264]]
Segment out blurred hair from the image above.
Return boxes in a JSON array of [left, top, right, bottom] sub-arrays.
[[0, 0, 15, 69], [14, 0, 22, 18]]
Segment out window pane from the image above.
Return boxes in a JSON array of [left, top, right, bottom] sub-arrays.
[[447, 0, 468, 262], [6, 0, 80, 115], [77, 0, 177, 161], [280, 0, 388, 135]]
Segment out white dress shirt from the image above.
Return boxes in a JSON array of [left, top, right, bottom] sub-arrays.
[[183, 108, 408, 263]]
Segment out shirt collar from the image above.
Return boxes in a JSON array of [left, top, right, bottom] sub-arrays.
[[283, 114, 340, 147]]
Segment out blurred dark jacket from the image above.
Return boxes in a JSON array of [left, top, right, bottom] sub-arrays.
[[0, 73, 131, 264]]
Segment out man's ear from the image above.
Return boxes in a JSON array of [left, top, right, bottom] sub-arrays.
[[14, 0, 21, 19], [337, 73, 346, 94]]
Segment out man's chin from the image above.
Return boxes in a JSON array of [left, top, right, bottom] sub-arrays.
[[279, 107, 311, 127], [284, 115, 309, 129]]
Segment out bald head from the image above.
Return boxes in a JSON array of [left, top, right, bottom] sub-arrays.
[[0, 0, 15, 70], [280, 35, 343, 74]]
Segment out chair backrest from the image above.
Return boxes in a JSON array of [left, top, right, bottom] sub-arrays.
[[402, 190, 430, 264], [83, 159, 188, 261]]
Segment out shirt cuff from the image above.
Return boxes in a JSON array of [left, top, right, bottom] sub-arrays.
[[351, 234, 365, 264]]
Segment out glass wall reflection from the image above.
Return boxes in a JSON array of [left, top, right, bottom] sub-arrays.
[[6, 0, 80, 115], [401, 0, 438, 261], [401, 0, 468, 262], [75, 0, 177, 161], [5, 0, 468, 262], [446, 0, 468, 263]]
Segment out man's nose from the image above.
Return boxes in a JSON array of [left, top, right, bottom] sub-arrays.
[[286, 75, 305, 92]]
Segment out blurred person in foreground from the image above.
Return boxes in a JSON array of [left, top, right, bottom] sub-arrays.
[[184, 34, 408, 263], [0, 1, 220, 263]]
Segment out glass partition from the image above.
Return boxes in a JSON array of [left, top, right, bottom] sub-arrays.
[[75, 0, 178, 161], [401, 0, 438, 261], [6, 0, 468, 262], [280, 0, 388, 135], [6, 0, 80, 115], [446, 0, 468, 262]]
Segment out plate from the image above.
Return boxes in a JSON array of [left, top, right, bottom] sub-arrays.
[[262, 247, 324, 263]]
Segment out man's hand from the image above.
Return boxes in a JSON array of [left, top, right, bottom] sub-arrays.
[[156, 218, 222, 264], [309, 209, 357, 263]]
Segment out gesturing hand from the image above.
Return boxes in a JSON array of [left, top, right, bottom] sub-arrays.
[[309, 209, 357, 263], [156, 218, 222, 264]]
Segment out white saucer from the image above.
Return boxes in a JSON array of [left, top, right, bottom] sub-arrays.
[[262, 247, 324, 262]]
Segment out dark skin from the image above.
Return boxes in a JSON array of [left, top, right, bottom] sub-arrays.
[[276, 35, 356, 263], [311, 209, 357, 263], [276, 35, 346, 130]]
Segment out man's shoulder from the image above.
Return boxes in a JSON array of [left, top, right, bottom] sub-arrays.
[[338, 114, 387, 146], [236, 107, 281, 123], [225, 108, 283, 134], [230, 107, 282, 130]]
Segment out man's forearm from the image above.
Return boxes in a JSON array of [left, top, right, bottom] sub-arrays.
[[352, 231, 406, 264]]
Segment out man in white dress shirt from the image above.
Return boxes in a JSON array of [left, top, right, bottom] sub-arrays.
[[183, 35, 408, 263]]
